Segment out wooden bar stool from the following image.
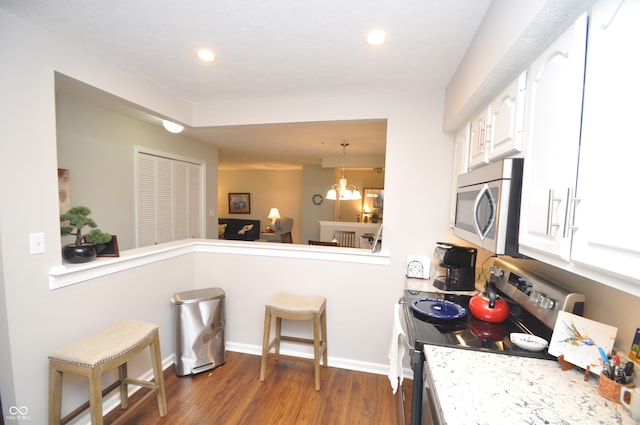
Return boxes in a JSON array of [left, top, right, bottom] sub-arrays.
[[48, 320, 167, 425], [260, 292, 328, 390]]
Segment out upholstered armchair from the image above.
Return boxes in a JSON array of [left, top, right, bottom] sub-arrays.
[[262, 217, 294, 243]]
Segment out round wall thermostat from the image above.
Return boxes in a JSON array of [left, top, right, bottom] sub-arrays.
[[312, 194, 323, 205]]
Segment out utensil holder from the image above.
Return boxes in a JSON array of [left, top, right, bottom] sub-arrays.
[[599, 373, 634, 403]]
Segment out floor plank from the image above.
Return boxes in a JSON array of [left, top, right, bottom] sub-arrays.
[[104, 351, 407, 425]]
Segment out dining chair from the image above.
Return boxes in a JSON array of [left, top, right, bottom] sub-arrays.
[[333, 231, 356, 247]]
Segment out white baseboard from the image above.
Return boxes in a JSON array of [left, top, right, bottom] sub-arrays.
[[226, 341, 392, 375]]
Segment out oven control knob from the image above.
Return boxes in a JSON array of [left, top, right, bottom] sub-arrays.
[[517, 280, 532, 295], [539, 296, 556, 309], [530, 291, 543, 303]]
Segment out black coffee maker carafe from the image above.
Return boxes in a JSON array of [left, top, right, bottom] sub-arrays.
[[432, 242, 477, 291]]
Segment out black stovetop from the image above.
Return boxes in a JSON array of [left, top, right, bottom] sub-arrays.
[[403, 289, 555, 360]]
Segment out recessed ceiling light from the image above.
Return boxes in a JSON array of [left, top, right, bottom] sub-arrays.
[[366, 30, 387, 46], [196, 49, 215, 62], [162, 119, 184, 133]]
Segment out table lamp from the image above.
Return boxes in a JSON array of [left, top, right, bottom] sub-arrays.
[[267, 208, 280, 232]]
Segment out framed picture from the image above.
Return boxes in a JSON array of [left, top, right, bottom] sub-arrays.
[[96, 235, 119, 257], [58, 168, 71, 215], [228, 193, 251, 214], [362, 188, 384, 222]]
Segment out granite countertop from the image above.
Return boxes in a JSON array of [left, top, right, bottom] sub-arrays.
[[424, 345, 637, 424]]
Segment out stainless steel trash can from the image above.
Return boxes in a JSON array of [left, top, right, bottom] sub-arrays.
[[172, 287, 226, 376]]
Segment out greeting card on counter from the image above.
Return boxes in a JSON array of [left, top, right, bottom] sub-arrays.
[[548, 311, 617, 375]]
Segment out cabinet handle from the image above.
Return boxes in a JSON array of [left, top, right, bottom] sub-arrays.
[[546, 189, 561, 235], [601, 0, 625, 30], [562, 188, 580, 238]]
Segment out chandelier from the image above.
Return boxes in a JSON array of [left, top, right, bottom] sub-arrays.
[[326, 142, 361, 201]]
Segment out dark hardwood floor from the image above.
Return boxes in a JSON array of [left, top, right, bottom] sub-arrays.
[[104, 351, 409, 425]]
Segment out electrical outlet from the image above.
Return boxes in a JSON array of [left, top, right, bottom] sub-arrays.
[[209, 209, 215, 217], [29, 232, 45, 255]]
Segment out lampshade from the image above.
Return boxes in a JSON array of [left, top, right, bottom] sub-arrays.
[[326, 142, 361, 201], [268, 208, 281, 220]]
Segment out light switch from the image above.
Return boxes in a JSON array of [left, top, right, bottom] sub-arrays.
[[209, 209, 215, 217], [29, 232, 45, 255]]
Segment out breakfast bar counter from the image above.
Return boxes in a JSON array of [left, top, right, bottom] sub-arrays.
[[424, 345, 636, 424]]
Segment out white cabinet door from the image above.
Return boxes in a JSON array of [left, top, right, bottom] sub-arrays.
[[518, 15, 587, 262], [488, 71, 526, 161], [468, 108, 490, 170], [571, 0, 640, 282], [450, 123, 470, 226]]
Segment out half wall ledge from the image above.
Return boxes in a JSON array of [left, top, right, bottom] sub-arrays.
[[49, 239, 390, 290]]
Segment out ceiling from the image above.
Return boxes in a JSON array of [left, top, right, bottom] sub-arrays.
[[2, 0, 492, 169]]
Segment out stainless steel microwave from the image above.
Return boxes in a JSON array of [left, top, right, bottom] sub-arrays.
[[453, 158, 523, 256]]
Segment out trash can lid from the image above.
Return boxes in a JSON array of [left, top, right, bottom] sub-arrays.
[[172, 287, 225, 304]]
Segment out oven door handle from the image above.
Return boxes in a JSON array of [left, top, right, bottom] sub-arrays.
[[473, 183, 495, 240]]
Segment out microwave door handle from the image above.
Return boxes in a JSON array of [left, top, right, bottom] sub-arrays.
[[473, 184, 495, 240]]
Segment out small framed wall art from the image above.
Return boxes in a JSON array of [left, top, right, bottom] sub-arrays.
[[228, 193, 251, 214], [96, 235, 119, 257]]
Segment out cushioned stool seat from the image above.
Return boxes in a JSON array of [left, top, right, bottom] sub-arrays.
[[260, 292, 327, 390], [48, 320, 167, 425]]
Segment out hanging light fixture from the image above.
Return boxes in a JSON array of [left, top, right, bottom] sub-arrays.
[[326, 142, 362, 201]]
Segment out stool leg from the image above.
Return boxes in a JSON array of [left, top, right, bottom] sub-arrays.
[[119, 363, 129, 409], [260, 307, 272, 382], [150, 332, 168, 417], [49, 366, 62, 425], [274, 317, 282, 359], [88, 367, 104, 425], [321, 308, 328, 367], [313, 312, 321, 390]]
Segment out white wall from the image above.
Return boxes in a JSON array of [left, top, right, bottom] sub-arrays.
[[218, 169, 303, 241], [0, 9, 454, 423], [301, 165, 338, 243], [217, 166, 385, 245], [56, 93, 220, 250], [443, 0, 597, 131], [4, 2, 633, 423]]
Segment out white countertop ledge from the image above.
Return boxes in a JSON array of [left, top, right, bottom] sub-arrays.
[[424, 345, 634, 424], [49, 239, 390, 290]]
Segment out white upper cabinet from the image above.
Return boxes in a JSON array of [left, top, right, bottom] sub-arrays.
[[518, 15, 588, 262], [488, 71, 526, 161], [570, 0, 640, 283], [468, 71, 527, 170], [450, 122, 470, 226], [468, 107, 490, 169]]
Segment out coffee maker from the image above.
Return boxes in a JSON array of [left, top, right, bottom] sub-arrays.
[[432, 242, 477, 291]]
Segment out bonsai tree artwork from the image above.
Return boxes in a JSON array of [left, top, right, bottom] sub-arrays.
[[60, 206, 111, 246]]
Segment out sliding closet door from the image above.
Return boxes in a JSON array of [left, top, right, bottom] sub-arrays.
[[136, 150, 204, 247]]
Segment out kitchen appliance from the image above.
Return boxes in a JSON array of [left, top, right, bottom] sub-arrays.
[[453, 158, 523, 256], [468, 280, 510, 323], [398, 257, 585, 425], [431, 242, 477, 292]]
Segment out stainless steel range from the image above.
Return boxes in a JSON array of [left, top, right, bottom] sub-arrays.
[[398, 257, 586, 425]]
